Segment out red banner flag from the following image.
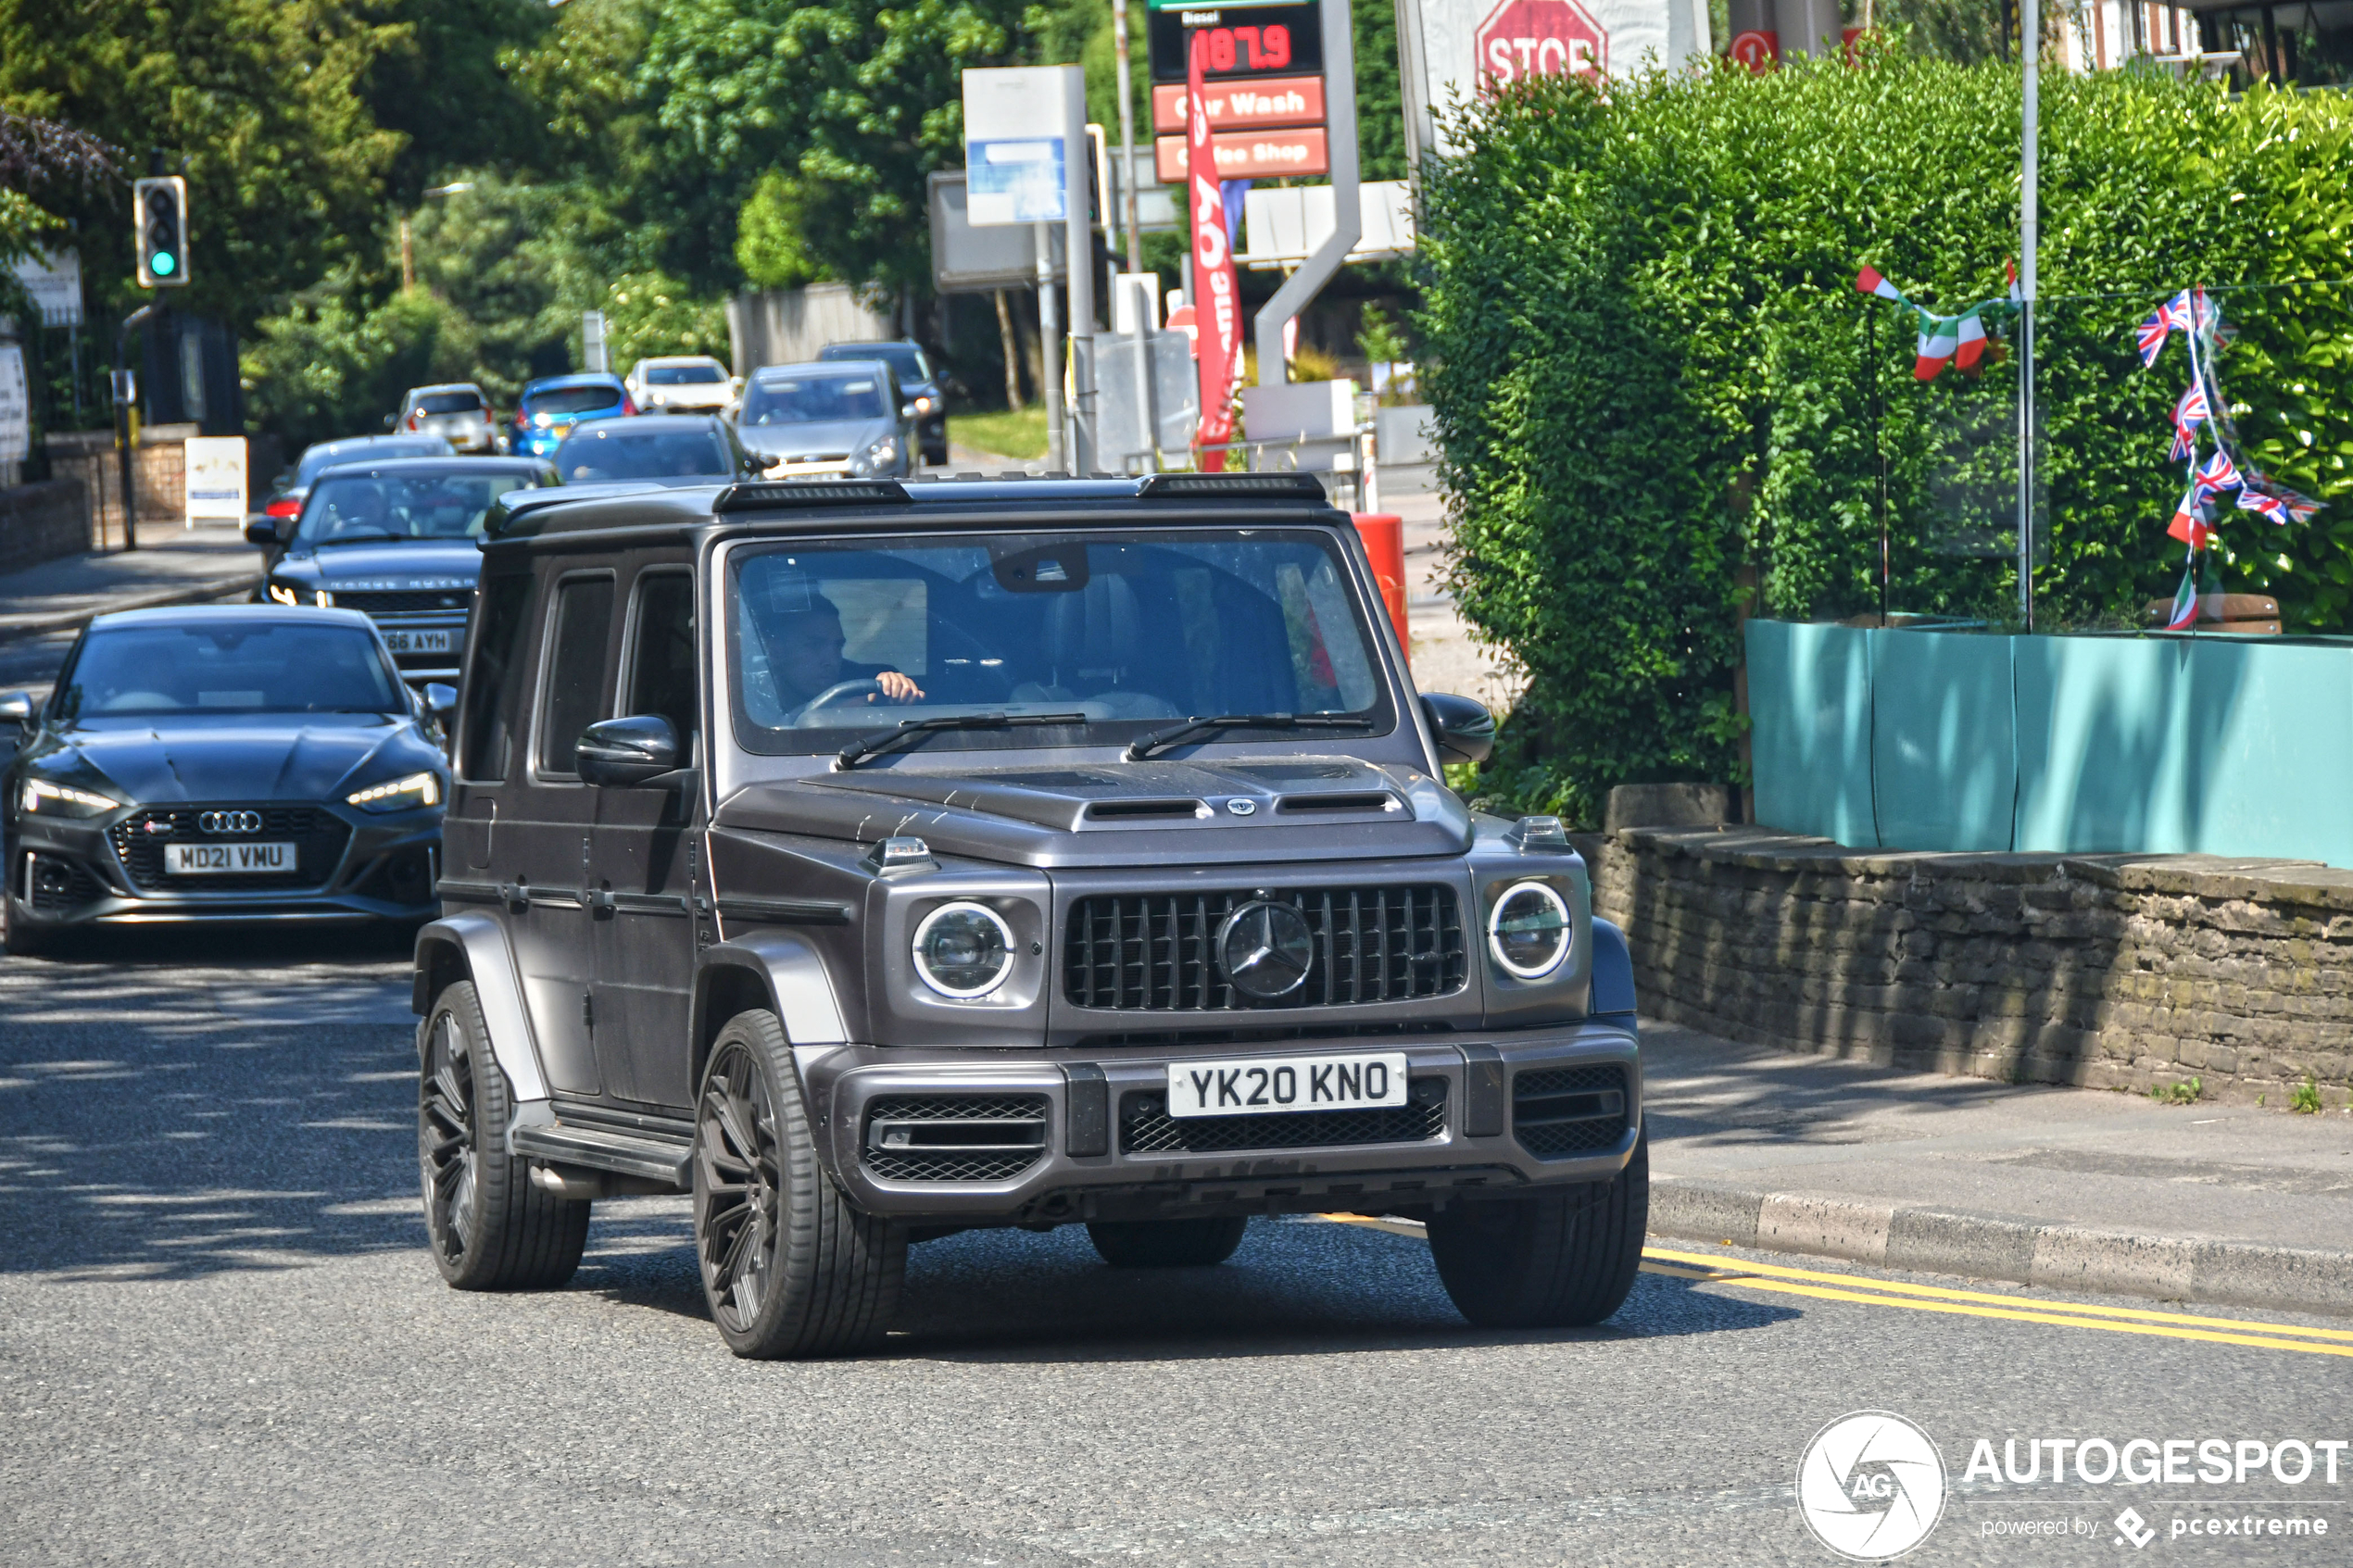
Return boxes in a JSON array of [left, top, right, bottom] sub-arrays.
[[1188, 30, 1240, 471]]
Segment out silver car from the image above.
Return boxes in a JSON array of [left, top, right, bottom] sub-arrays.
[[730, 360, 915, 478], [394, 383, 499, 454]]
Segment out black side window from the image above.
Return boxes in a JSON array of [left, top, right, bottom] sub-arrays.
[[536, 576, 616, 777], [459, 574, 534, 782], [627, 571, 698, 762]]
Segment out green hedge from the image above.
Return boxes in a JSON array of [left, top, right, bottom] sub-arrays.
[[1417, 50, 2353, 826]]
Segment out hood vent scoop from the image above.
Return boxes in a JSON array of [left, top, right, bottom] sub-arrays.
[[1277, 791, 1400, 814], [1085, 798, 1209, 822]]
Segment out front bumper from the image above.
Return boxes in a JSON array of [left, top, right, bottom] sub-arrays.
[[7, 804, 443, 929], [795, 1022, 1640, 1223]]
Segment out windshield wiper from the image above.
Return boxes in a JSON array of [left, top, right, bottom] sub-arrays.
[[1125, 713, 1375, 761], [836, 711, 1089, 770]]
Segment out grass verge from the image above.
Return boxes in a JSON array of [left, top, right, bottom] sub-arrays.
[[950, 408, 1049, 461]]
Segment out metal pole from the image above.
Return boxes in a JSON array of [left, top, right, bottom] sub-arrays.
[[1255, 0, 1360, 383], [115, 305, 155, 554], [1037, 223, 1064, 474], [1063, 79, 1094, 473], [1114, 0, 1156, 472], [2018, 0, 2038, 632]]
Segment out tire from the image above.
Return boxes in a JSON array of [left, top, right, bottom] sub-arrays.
[[419, 980, 590, 1290], [1428, 1132, 1648, 1328], [693, 1009, 904, 1358], [1086, 1216, 1250, 1268], [4, 903, 59, 958]]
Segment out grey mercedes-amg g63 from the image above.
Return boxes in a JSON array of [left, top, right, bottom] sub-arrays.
[[411, 472, 1645, 1359]]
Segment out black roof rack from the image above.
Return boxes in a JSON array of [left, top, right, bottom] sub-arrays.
[[1136, 472, 1327, 500], [714, 479, 912, 512]]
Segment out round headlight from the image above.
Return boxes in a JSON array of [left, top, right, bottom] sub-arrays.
[[912, 901, 1013, 998], [1488, 881, 1571, 979]]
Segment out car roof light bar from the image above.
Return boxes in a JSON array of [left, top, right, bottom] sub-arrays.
[[1136, 472, 1327, 500], [714, 480, 912, 512]]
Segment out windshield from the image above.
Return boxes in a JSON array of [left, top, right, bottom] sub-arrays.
[[825, 345, 928, 384], [740, 372, 888, 426], [57, 622, 405, 718], [523, 384, 622, 418], [647, 363, 725, 385], [727, 532, 1389, 755], [415, 391, 482, 415], [295, 471, 538, 545], [295, 439, 447, 488], [555, 427, 731, 483]]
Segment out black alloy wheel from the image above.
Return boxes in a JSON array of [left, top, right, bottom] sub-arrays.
[[1426, 1131, 1649, 1328], [692, 1010, 903, 1358], [418, 981, 588, 1289]]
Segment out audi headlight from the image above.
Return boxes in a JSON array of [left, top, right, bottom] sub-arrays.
[[267, 582, 300, 606], [1488, 880, 1571, 980], [912, 901, 1013, 998], [346, 771, 442, 812], [20, 777, 125, 818]]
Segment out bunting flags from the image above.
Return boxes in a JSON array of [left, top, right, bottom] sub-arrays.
[[2165, 563, 2201, 631], [1855, 264, 2020, 384], [2193, 447, 2241, 504], [2168, 488, 2215, 550], [2136, 311, 2171, 368]]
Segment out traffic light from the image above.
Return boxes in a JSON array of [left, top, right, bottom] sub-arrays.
[[133, 176, 190, 289]]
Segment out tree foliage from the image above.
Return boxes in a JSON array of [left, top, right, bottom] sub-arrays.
[[1418, 48, 2353, 826]]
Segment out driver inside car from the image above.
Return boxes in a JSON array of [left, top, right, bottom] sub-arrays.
[[761, 596, 925, 712]]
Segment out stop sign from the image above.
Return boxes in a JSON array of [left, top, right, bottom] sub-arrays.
[[1475, 0, 1607, 87]]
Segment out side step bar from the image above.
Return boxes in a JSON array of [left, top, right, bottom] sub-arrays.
[[511, 1121, 694, 1189]]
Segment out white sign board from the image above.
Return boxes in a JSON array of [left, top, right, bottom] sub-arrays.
[[0, 345, 28, 465], [10, 248, 83, 328], [1407, 0, 1712, 155], [963, 66, 1086, 227], [183, 436, 249, 525]]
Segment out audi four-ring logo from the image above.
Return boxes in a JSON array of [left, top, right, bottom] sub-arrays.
[[197, 810, 264, 835]]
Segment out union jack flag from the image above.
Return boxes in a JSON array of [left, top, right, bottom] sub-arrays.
[[2163, 291, 2197, 332], [2237, 489, 2294, 525], [2193, 448, 2242, 502], [2135, 310, 2171, 368]]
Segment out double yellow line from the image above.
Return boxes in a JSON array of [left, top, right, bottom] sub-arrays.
[[1642, 1246, 2353, 1359], [1315, 1216, 2353, 1357]]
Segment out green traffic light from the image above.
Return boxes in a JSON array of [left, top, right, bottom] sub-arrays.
[[152, 251, 176, 276]]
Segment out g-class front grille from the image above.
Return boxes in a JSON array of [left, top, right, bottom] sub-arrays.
[[1513, 1064, 1629, 1158], [1118, 1080, 1448, 1155], [862, 1094, 1048, 1183], [108, 806, 351, 892], [1064, 885, 1466, 1011]]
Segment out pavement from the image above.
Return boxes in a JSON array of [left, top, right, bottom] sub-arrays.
[[1643, 1022, 2353, 1317], [0, 517, 263, 646]]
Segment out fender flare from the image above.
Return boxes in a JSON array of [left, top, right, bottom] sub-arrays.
[[691, 934, 849, 1073], [1588, 917, 1639, 1021], [412, 913, 549, 1103]]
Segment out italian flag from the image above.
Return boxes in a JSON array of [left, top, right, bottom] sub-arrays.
[[1856, 265, 1907, 304], [2165, 563, 2200, 631], [1954, 309, 1991, 374], [1915, 315, 1961, 380], [2167, 487, 2215, 550]]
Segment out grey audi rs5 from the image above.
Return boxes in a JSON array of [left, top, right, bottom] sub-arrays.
[[0, 606, 451, 953]]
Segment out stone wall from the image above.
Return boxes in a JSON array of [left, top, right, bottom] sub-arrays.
[[1593, 826, 2353, 1107], [0, 477, 92, 573]]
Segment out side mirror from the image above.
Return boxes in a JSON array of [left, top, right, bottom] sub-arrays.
[[1421, 693, 1495, 765], [900, 401, 919, 421], [576, 714, 679, 787], [423, 683, 459, 717], [245, 518, 283, 546], [383, 413, 397, 431], [0, 691, 33, 726]]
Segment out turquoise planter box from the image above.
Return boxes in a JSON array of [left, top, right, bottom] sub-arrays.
[[1744, 621, 2353, 866]]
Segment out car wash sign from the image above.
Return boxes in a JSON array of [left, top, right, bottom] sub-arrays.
[[1407, 0, 1711, 152]]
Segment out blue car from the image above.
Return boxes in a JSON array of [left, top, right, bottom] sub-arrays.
[[510, 372, 634, 459]]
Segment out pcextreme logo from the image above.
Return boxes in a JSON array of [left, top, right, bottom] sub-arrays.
[[1797, 1411, 1950, 1561]]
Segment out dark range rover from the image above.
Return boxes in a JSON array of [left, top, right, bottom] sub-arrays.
[[412, 472, 1645, 1358]]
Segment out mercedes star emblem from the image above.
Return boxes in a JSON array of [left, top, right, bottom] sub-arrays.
[[1216, 899, 1315, 1000]]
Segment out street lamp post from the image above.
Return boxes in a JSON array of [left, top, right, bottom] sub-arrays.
[[2018, 0, 2039, 633]]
